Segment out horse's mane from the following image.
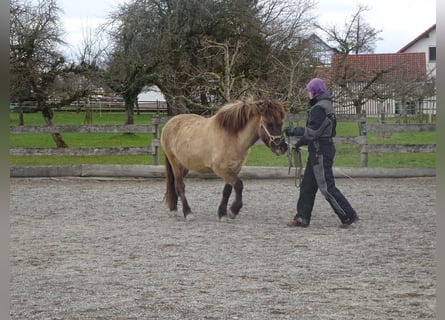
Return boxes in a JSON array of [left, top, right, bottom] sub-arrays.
[[214, 98, 284, 134]]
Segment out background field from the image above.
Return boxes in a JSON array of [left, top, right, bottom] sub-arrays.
[[9, 111, 436, 168]]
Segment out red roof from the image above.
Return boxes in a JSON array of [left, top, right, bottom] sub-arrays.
[[313, 66, 333, 85], [398, 24, 436, 53], [328, 53, 426, 81]]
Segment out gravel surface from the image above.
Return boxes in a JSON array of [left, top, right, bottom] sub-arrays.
[[10, 176, 436, 319]]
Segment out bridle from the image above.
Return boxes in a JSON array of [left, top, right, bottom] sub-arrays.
[[260, 117, 284, 146], [260, 116, 302, 186]]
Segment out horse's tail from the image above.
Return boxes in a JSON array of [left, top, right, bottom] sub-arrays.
[[163, 155, 178, 211]]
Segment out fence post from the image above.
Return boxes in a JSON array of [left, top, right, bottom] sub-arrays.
[[359, 115, 368, 167], [151, 117, 160, 165]]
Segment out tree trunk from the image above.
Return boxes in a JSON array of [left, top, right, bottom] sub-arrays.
[[170, 88, 188, 115], [17, 102, 25, 126], [84, 98, 93, 125], [402, 98, 408, 124], [125, 107, 134, 125], [123, 95, 136, 136], [42, 108, 68, 148], [135, 100, 140, 116], [357, 110, 366, 136], [124, 98, 135, 125]]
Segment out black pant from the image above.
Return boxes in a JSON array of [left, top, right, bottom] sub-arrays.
[[295, 142, 357, 224]]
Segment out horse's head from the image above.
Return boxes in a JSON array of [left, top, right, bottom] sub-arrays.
[[256, 99, 288, 155]]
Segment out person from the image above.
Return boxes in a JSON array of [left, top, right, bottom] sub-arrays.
[[284, 78, 358, 228]]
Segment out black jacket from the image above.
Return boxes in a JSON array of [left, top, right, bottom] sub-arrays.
[[296, 92, 336, 147]]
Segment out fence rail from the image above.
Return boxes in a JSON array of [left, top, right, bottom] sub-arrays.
[[10, 117, 164, 164], [10, 115, 436, 167], [10, 100, 168, 114], [9, 124, 158, 134], [10, 146, 156, 156]]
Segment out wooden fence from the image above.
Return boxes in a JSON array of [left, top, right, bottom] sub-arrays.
[[10, 117, 168, 165], [287, 114, 436, 167], [10, 115, 436, 167], [11, 100, 168, 114]]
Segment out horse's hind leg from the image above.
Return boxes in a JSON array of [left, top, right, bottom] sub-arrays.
[[174, 169, 193, 219], [229, 178, 243, 219], [218, 183, 232, 220]]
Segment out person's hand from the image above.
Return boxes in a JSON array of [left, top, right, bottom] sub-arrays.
[[294, 126, 305, 136], [284, 126, 304, 136], [293, 138, 304, 152], [292, 145, 301, 152], [284, 127, 294, 136]]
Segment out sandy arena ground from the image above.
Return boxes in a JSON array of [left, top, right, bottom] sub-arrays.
[[10, 176, 436, 319]]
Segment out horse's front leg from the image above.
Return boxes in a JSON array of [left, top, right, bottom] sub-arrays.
[[218, 183, 232, 220], [228, 178, 243, 219]]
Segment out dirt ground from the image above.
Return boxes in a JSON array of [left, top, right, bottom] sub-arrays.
[[10, 176, 436, 319]]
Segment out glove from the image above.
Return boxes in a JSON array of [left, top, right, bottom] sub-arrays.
[[293, 138, 305, 152], [284, 127, 294, 136], [284, 126, 304, 136], [294, 126, 305, 136]]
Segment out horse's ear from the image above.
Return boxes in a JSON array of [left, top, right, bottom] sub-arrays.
[[255, 99, 268, 112]]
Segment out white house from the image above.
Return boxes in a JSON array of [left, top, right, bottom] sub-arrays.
[[398, 24, 436, 79], [135, 86, 167, 113], [137, 86, 166, 102], [324, 52, 429, 116], [313, 24, 437, 117], [308, 33, 339, 65]]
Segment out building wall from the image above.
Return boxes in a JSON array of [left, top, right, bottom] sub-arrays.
[[138, 86, 166, 102], [333, 97, 436, 116], [401, 28, 436, 78]]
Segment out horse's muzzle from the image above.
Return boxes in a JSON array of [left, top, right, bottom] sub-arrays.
[[276, 139, 288, 155]]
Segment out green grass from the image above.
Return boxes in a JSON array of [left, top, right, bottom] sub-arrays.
[[9, 111, 436, 168]]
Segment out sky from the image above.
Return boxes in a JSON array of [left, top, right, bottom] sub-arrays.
[[57, 0, 436, 58]]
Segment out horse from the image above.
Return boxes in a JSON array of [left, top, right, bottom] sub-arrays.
[[160, 97, 288, 221]]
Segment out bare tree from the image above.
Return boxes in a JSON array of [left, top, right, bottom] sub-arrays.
[[154, 0, 270, 114], [71, 25, 108, 124], [102, 0, 319, 115], [202, 39, 243, 103], [316, 5, 382, 54], [10, 0, 95, 147], [314, 5, 390, 115], [257, 0, 318, 112], [268, 41, 318, 113]]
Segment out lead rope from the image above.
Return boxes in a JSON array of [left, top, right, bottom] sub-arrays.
[[285, 117, 303, 188], [288, 147, 302, 188], [294, 148, 302, 187]]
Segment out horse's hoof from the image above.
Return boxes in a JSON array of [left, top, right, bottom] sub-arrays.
[[219, 215, 228, 222], [228, 212, 237, 219], [185, 214, 195, 221]]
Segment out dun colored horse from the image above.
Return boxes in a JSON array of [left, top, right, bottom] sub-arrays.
[[161, 98, 287, 220]]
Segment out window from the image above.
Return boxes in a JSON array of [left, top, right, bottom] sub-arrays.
[[429, 46, 436, 61], [395, 101, 416, 115]]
